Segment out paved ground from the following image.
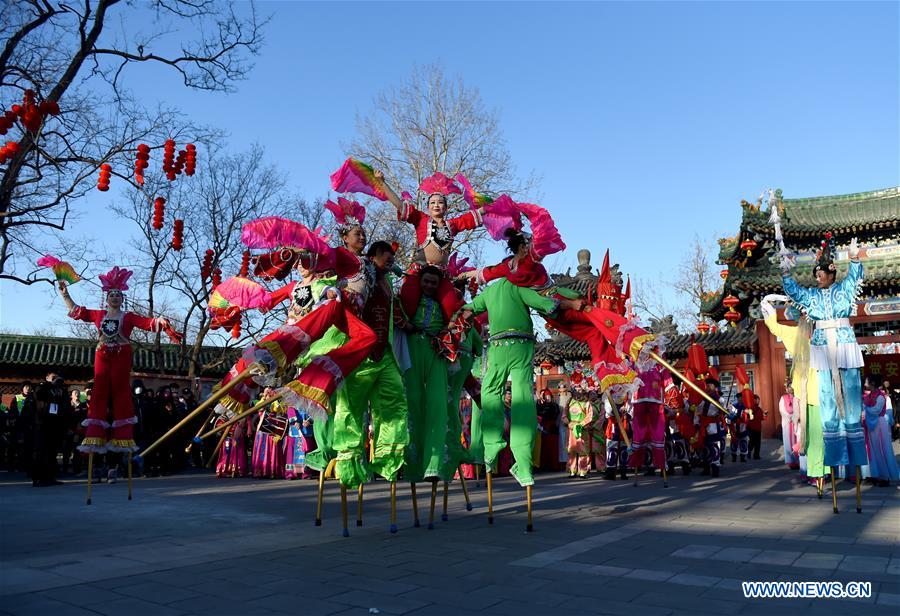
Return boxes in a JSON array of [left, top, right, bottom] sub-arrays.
[[1, 439, 898, 616]]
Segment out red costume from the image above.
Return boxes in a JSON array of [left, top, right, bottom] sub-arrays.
[[396, 198, 483, 322], [68, 267, 181, 452]]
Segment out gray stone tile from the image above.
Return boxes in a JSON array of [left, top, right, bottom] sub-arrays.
[[629, 568, 676, 582], [670, 544, 722, 559], [838, 555, 890, 574], [710, 547, 761, 563], [246, 593, 347, 615], [327, 589, 430, 615], [668, 573, 722, 588], [793, 552, 844, 570], [90, 597, 186, 615], [749, 550, 802, 565], [877, 592, 900, 606]]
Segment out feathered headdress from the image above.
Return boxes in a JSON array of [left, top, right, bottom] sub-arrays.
[[814, 232, 837, 275], [324, 197, 367, 233], [419, 172, 461, 198], [99, 266, 133, 292]]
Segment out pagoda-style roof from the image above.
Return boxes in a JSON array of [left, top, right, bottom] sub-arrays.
[[536, 326, 756, 364], [0, 334, 239, 377], [705, 186, 900, 320]]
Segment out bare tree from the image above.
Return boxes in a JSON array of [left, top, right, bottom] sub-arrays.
[[0, 0, 265, 284], [348, 64, 535, 265]]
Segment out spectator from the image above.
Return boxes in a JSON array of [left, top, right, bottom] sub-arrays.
[[747, 395, 768, 460], [883, 380, 899, 441], [9, 382, 33, 473], [30, 373, 67, 487], [0, 397, 12, 471], [536, 388, 561, 471], [61, 389, 87, 474]]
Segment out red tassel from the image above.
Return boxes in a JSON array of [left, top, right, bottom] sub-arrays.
[[97, 163, 111, 192]]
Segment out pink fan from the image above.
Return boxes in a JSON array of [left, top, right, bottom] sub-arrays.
[[447, 252, 475, 278], [329, 157, 389, 201], [455, 173, 493, 209], [481, 194, 523, 241], [241, 217, 331, 255], [517, 202, 566, 259], [99, 266, 133, 292], [419, 172, 461, 196], [208, 276, 271, 311]]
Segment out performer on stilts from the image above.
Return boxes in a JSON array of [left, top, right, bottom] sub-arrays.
[[781, 234, 867, 513], [604, 396, 631, 480], [57, 268, 182, 503], [627, 363, 674, 480]]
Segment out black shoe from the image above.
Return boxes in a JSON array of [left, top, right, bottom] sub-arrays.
[[619, 469, 628, 480], [711, 465, 720, 478], [701, 466, 710, 476], [740, 456, 746, 463], [753, 456, 760, 460], [603, 470, 616, 480], [731, 454, 737, 463], [643, 468, 655, 477], [681, 463, 692, 476], [877, 480, 890, 487]]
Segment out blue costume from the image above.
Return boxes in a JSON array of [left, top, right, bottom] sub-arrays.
[[782, 260, 867, 468]]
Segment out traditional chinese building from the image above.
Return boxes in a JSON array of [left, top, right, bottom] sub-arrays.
[[0, 334, 240, 407], [536, 187, 900, 437]]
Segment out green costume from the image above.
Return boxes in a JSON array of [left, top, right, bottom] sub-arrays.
[[403, 296, 452, 482], [444, 328, 483, 476], [462, 279, 559, 487], [332, 272, 409, 488], [296, 277, 343, 472]]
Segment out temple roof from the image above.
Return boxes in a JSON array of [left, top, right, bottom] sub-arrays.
[[535, 326, 757, 364], [0, 334, 239, 377]]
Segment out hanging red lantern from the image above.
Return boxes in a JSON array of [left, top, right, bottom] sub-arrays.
[[173, 149, 186, 176], [134, 144, 150, 186], [163, 139, 176, 180], [231, 320, 241, 340], [171, 219, 184, 250], [0, 141, 20, 164], [697, 322, 710, 335], [710, 325, 718, 333], [723, 294, 740, 310], [184, 143, 196, 176], [211, 267, 222, 288], [720, 268, 728, 280], [239, 250, 250, 277], [739, 238, 757, 257], [201, 249, 214, 280], [724, 308, 741, 327], [152, 197, 165, 230], [97, 163, 111, 192]]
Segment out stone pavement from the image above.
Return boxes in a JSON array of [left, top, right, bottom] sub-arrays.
[[1, 439, 898, 616]]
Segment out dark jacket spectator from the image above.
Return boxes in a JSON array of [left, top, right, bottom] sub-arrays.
[[31, 374, 67, 486]]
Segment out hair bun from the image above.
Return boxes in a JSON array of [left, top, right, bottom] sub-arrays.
[[504, 228, 519, 239]]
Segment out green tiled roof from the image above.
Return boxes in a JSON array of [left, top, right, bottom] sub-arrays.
[[0, 334, 240, 377], [535, 326, 756, 364]]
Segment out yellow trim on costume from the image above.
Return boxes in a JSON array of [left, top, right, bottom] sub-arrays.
[[600, 371, 638, 390], [284, 381, 331, 414], [80, 437, 107, 448], [217, 395, 246, 416], [108, 439, 137, 450], [629, 333, 657, 361]]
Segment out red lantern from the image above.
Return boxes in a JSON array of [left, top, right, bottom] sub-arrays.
[[97, 163, 111, 192], [134, 144, 150, 185], [723, 294, 739, 310], [720, 268, 728, 280], [239, 250, 250, 277], [211, 267, 222, 288], [740, 238, 757, 257], [724, 309, 741, 327], [231, 320, 241, 340], [184, 143, 196, 176], [163, 139, 176, 179], [152, 197, 165, 230], [171, 219, 184, 250], [201, 249, 214, 280], [697, 322, 710, 335], [710, 325, 718, 333]]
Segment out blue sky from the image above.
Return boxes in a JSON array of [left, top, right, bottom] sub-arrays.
[[2, 0, 898, 334]]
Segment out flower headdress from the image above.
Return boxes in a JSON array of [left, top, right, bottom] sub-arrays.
[[324, 197, 367, 233], [447, 252, 475, 278], [99, 266, 133, 292], [813, 232, 837, 275], [419, 172, 461, 201]]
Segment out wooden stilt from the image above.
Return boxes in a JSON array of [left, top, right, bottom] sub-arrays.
[[441, 482, 449, 522], [526, 485, 533, 533], [127, 452, 133, 501], [86, 452, 94, 505], [410, 483, 420, 527], [315, 459, 336, 526], [207, 428, 230, 469], [458, 467, 473, 511], [340, 484, 349, 537], [184, 408, 216, 454], [428, 481, 437, 530], [487, 470, 494, 525], [356, 483, 364, 527], [389, 481, 398, 534], [831, 467, 839, 514], [475, 464, 481, 487], [661, 461, 668, 488], [855, 465, 862, 514], [817, 477, 824, 499]]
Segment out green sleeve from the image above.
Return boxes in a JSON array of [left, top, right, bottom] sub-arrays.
[[516, 285, 559, 315], [463, 290, 488, 315], [471, 330, 484, 357], [554, 287, 581, 300]]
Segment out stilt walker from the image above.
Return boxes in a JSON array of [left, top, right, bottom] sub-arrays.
[[781, 234, 868, 513], [56, 267, 183, 504], [458, 278, 579, 530]]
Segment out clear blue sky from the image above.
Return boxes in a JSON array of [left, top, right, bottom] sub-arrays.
[[2, 0, 898, 334]]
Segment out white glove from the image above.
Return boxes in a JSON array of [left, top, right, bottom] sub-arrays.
[[759, 298, 775, 320], [779, 254, 795, 274], [849, 237, 859, 260]]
